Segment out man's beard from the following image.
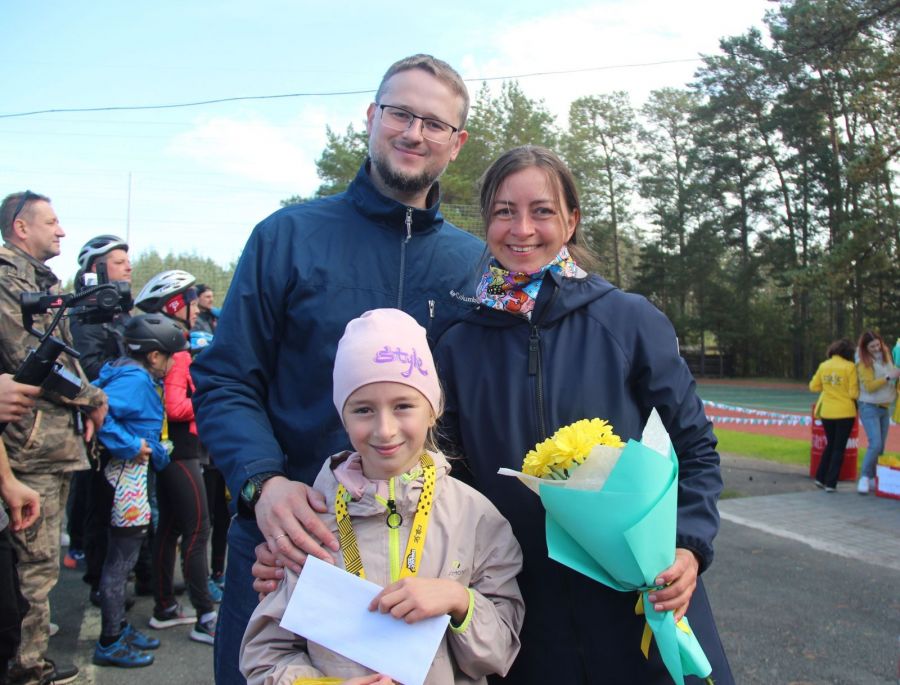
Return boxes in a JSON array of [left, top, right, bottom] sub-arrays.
[[370, 147, 445, 196]]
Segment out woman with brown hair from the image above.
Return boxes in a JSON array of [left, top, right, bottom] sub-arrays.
[[855, 331, 899, 494]]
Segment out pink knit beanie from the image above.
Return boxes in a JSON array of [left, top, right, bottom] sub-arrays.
[[333, 309, 442, 420]]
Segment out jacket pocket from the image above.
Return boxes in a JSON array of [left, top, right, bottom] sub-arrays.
[[23, 409, 44, 451]]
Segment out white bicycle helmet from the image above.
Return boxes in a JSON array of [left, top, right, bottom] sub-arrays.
[[77, 234, 128, 271], [135, 269, 196, 313]]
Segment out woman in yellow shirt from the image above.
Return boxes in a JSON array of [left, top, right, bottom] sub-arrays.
[[809, 339, 859, 492]]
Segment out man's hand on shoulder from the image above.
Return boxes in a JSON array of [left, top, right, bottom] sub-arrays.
[[254, 476, 339, 573]]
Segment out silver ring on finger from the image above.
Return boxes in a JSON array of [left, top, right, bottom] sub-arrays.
[[272, 533, 289, 543]]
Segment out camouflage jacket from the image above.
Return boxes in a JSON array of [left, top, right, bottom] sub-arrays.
[[0, 243, 106, 473]]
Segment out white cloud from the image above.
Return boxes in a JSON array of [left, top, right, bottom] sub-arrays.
[[166, 110, 332, 193], [461, 0, 771, 119]]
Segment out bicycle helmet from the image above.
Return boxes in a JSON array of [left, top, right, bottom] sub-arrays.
[[77, 234, 128, 271], [124, 315, 190, 354], [135, 270, 196, 313]]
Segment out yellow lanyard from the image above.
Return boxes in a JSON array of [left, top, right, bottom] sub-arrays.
[[335, 454, 436, 581], [156, 384, 168, 440]]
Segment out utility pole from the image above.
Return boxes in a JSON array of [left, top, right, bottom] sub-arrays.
[[126, 172, 132, 244]]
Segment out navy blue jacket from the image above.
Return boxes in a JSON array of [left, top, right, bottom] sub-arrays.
[[190, 163, 485, 504], [433, 270, 732, 685]]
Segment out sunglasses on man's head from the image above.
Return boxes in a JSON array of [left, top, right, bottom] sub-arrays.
[[10, 190, 40, 225]]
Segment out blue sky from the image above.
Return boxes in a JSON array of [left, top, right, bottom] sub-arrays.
[[2, 0, 771, 283]]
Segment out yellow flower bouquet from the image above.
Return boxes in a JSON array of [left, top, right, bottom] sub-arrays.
[[498, 409, 713, 685]]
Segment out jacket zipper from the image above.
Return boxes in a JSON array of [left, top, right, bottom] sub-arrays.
[[427, 299, 435, 334], [528, 285, 560, 442], [387, 477, 400, 582], [528, 325, 547, 441], [397, 207, 413, 308]]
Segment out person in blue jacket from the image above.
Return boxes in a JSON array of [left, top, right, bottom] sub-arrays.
[[91, 314, 188, 668], [189, 54, 484, 684], [430, 146, 733, 684]]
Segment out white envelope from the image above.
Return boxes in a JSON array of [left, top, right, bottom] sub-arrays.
[[280, 555, 450, 685]]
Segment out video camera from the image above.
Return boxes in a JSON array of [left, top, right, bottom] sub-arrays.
[[0, 268, 131, 435]]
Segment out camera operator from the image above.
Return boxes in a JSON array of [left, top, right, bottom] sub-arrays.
[[0, 191, 107, 685]]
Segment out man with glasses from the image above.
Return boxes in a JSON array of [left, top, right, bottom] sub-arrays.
[[0, 191, 108, 685], [191, 54, 484, 684]]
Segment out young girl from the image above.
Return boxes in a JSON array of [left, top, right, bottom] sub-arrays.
[[240, 308, 524, 685], [92, 314, 189, 667]]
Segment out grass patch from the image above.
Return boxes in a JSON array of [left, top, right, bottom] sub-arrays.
[[714, 429, 810, 465], [715, 427, 899, 466]]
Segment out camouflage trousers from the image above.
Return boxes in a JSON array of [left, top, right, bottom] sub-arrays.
[[7, 471, 71, 685]]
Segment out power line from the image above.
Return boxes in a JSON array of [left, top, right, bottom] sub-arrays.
[[0, 58, 703, 119]]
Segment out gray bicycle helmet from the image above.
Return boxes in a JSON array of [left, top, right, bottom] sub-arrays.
[[134, 270, 196, 313], [124, 315, 190, 354], [77, 234, 128, 271]]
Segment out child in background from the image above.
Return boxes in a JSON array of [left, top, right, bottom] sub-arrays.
[[240, 309, 524, 685], [91, 315, 188, 667]]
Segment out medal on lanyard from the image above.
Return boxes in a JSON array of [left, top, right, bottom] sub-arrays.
[[335, 454, 436, 580]]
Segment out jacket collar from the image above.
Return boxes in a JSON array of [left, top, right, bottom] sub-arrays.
[[346, 160, 445, 236], [315, 449, 451, 518], [1, 242, 59, 291], [463, 269, 617, 330]]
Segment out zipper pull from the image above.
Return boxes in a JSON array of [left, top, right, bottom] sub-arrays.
[[404, 207, 413, 243], [428, 299, 435, 321], [528, 327, 539, 375], [386, 499, 403, 529]]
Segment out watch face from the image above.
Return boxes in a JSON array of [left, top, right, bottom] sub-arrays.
[[241, 480, 256, 503]]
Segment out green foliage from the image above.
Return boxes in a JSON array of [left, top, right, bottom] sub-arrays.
[[314, 124, 368, 197], [280, 0, 899, 378]]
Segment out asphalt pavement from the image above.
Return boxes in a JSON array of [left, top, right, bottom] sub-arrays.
[[42, 454, 899, 684]]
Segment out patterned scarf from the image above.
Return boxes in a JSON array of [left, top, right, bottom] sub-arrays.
[[476, 246, 579, 319]]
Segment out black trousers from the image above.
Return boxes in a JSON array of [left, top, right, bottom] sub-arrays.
[[153, 459, 213, 616], [816, 417, 855, 488], [0, 528, 28, 685], [203, 465, 229, 578]]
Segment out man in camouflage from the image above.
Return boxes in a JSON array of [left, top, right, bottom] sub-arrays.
[[0, 191, 107, 685]]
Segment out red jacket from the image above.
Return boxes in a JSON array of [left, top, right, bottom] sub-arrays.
[[165, 351, 201, 460]]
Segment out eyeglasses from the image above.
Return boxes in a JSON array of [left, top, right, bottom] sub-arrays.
[[10, 190, 39, 225], [378, 104, 459, 144]]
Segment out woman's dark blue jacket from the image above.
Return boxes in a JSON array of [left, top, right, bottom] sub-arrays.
[[433, 270, 733, 685]]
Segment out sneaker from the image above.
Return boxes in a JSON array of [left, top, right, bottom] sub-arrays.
[[49, 621, 59, 637], [211, 572, 225, 590], [813, 479, 825, 489], [857, 476, 869, 494], [93, 634, 154, 668], [91, 588, 135, 611], [824, 486, 836, 493], [39, 658, 79, 684], [121, 622, 160, 650], [62, 549, 84, 569], [149, 602, 195, 629], [207, 578, 223, 603], [189, 613, 216, 645]]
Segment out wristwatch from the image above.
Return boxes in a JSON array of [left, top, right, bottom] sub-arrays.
[[238, 471, 282, 518]]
